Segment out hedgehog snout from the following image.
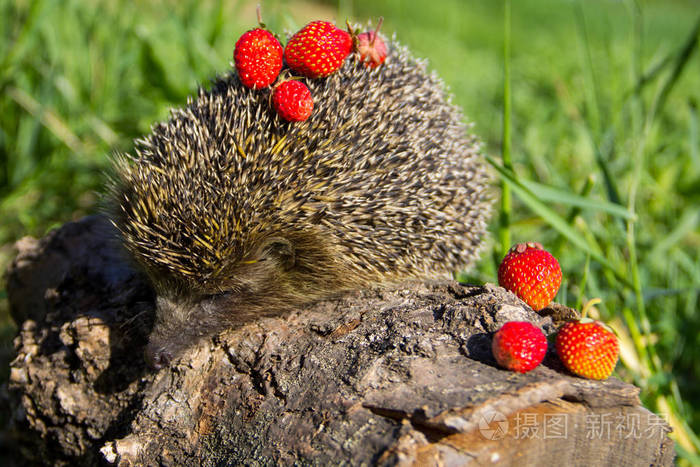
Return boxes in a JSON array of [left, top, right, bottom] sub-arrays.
[[144, 295, 207, 369], [145, 343, 173, 370], [144, 293, 242, 369]]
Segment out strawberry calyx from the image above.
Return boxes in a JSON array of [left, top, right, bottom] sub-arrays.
[[511, 241, 544, 255]]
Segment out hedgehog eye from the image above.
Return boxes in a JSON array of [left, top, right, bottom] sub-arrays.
[[261, 237, 295, 270]]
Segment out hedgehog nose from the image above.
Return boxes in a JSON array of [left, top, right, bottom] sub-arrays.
[[145, 345, 172, 370]]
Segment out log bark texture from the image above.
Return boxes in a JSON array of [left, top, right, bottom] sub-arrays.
[[3, 216, 674, 466]]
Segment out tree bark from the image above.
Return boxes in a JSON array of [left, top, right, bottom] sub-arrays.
[[3, 216, 674, 466]]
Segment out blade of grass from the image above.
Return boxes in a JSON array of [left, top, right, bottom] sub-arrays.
[[629, 0, 642, 88], [690, 99, 699, 171], [623, 0, 677, 101], [519, 176, 634, 220], [206, 0, 225, 46], [643, 287, 700, 301], [648, 14, 700, 119], [337, 0, 354, 22], [0, 0, 47, 85], [574, 1, 603, 137], [649, 210, 700, 260], [7, 86, 85, 155], [626, 49, 673, 99], [564, 175, 595, 223], [497, 0, 512, 259], [622, 307, 651, 381], [574, 254, 590, 311], [574, 2, 624, 209], [588, 124, 623, 208], [137, 32, 188, 103]]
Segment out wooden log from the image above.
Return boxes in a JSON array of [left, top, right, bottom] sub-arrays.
[[3, 216, 674, 466]]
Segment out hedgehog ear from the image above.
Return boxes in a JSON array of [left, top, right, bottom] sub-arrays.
[[261, 237, 295, 270]]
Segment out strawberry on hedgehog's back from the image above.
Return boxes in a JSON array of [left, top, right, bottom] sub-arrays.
[[110, 41, 491, 368]]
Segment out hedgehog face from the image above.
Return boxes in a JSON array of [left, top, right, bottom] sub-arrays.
[[144, 293, 237, 369], [143, 236, 301, 368]]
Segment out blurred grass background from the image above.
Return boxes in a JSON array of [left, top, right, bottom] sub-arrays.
[[1, 0, 699, 463]]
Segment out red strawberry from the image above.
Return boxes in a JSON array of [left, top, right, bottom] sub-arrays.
[[497, 242, 562, 311], [272, 80, 314, 122], [355, 18, 387, 68], [234, 28, 283, 89], [555, 319, 619, 380], [492, 321, 547, 373], [284, 21, 353, 78]]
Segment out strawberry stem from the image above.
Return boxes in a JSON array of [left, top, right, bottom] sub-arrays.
[[581, 297, 602, 319], [256, 4, 265, 28], [370, 17, 384, 47]]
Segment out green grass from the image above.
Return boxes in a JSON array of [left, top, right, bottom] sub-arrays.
[[1, 0, 699, 463]]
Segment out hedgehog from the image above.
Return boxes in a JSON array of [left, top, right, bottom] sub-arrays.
[[109, 37, 492, 369]]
